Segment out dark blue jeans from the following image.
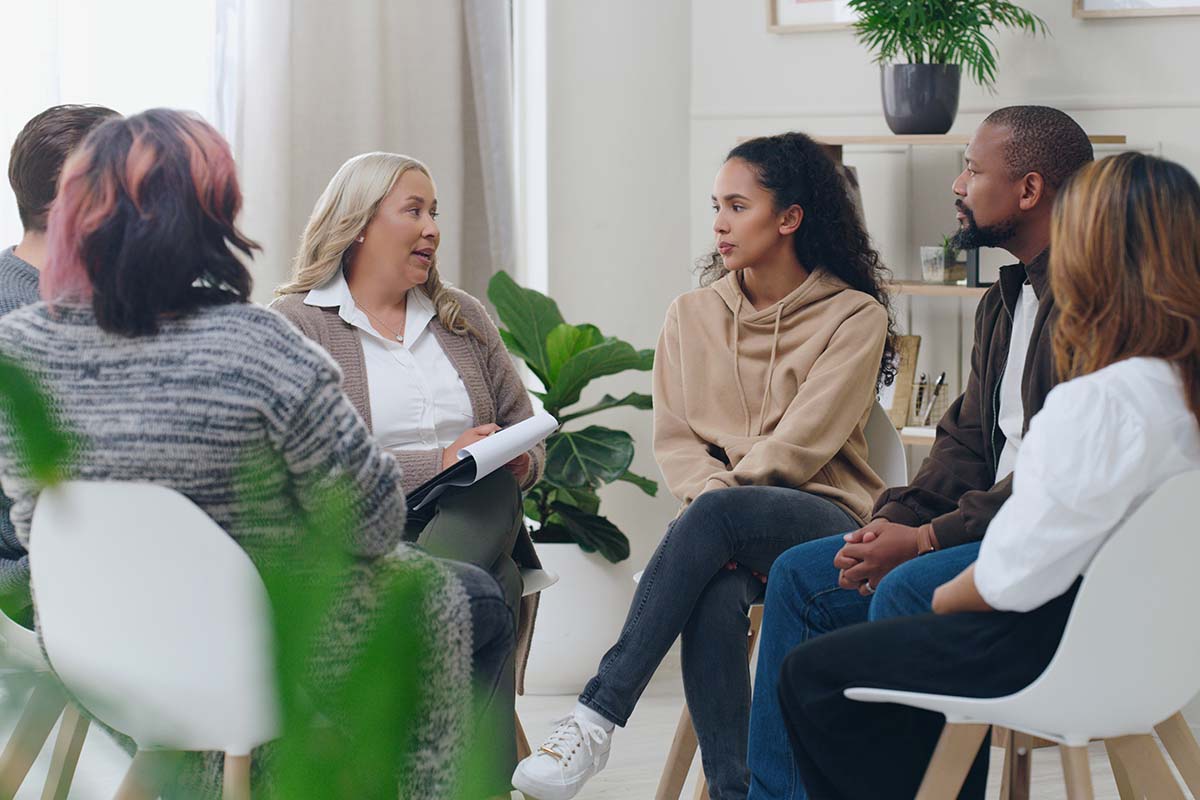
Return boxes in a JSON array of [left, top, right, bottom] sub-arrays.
[[747, 535, 981, 800], [578, 486, 857, 800]]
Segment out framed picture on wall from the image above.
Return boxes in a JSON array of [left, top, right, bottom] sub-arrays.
[[1073, 0, 1200, 17], [767, 0, 859, 33]]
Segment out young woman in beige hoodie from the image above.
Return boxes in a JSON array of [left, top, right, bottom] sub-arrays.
[[514, 132, 896, 800]]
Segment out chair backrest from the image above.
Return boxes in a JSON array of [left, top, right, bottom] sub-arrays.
[[864, 401, 908, 488], [0, 609, 47, 674], [29, 481, 280, 755], [996, 470, 1200, 739], [520, 567, 559, 598]]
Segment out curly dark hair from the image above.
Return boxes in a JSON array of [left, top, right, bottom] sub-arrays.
[[697, 131, 898, 387]]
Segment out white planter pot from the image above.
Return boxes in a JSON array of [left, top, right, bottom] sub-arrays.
[[523, 542, 633, 695]]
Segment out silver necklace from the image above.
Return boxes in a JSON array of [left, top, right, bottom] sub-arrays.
[[356, 299, 406, 343]]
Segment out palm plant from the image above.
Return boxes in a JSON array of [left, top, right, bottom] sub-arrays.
[[847, 0, 1047, 91]]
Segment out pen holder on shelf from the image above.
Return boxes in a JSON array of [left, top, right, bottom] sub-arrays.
[[908, 381, 950, 427]]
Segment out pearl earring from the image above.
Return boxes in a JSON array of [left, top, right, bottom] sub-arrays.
[[356, 235, 365, 243]]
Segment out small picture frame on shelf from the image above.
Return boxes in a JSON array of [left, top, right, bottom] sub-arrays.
[[1073, 0, 1200, 17], [877, 335, 920, 429], [768, 0, 858, 33]]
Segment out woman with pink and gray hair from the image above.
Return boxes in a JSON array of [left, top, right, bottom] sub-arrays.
[[0, 108, 512, 798]]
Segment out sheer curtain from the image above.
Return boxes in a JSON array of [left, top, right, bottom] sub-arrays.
[[0, 0, 217, 248], [218, 0, 517, 303]]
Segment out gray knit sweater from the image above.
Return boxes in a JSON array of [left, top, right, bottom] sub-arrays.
[[0, 301, 472, 797], [0, 247, 40, 609]]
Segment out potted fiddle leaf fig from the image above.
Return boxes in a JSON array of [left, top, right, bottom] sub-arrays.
[[487, 271, 657, 565], [847, 0, 1047, 134]]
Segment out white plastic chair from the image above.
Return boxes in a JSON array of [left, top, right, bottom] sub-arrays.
[[514, 567, 559, 760], [29, 481, 280, 800], [845, 470, 1200, 799], [656, 400, 908, 799], [0, 608, 90, 800]]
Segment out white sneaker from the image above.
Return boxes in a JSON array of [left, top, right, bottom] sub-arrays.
[[511, 713, 612, 800]]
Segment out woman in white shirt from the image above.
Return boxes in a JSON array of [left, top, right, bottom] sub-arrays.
[[773, 151, 1200, 800], [272, 152, 544, 788]]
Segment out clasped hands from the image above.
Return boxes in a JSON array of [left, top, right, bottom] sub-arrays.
[[834, 519, 923, 597], [835, 519, 993, 615]]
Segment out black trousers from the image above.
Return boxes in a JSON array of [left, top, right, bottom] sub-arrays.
[[778, 583, 1080, 800]]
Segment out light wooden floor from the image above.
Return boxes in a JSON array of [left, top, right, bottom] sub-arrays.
[[516, 677, 1193, 800], [0, 672, 1187, 798]]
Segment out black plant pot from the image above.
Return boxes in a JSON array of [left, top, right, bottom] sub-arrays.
[[881, 64, 961, 135]]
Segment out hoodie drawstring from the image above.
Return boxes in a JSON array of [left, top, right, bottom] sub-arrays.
[[731, 293, 754, 438], [755, 303, 784, 436], [733, 294, 785, 438]]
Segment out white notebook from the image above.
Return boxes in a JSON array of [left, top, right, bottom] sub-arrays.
[[405, 411, 558, 511]]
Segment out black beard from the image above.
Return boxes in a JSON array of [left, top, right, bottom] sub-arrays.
[[951, 204, 1019, 250]]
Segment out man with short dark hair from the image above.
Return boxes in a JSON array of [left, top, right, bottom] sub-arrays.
[[745, 106, 1095, 800], [0, 104, 117, 616]]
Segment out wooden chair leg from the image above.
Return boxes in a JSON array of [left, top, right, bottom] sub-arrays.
[[914, 722, 990, 800], [1106, 734, 1186, 800], [747, 605, 764, 656], [1060, 745, 1094, 800], [658, 605, 762, 800], [223, 753, 251, 800], [515, 712, 532, 761], [999, 729, 1032, 800], [1155, 711, 1200, 796], [114, 749, 182, 800], [39, 704, 89, 800], [655, 704, 699, 800], [0, 677, 67, 798], [1104, 739, 1138, 800]]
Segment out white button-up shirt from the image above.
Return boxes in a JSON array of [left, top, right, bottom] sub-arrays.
[[994, 283, 1039, 480], [304, 272, 474, 452], [974, 357, 1200, 612]]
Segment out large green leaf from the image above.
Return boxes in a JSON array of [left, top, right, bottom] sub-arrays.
[[0, 357, 73, 485], [542, 341, 654, 414], [616, 469, 658, 497], [551, 485, 601, 515], [487, 271, 565, 385], [558, 392, 653, 424], [551, 501, 631, 563], [544, 426, 634, 489], [544, 323, 603, 383]]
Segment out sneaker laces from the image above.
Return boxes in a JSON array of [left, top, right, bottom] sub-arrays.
[[538, 714, 608, 763]]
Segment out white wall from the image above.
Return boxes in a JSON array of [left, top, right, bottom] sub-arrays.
[[546, 0, 693, 577]]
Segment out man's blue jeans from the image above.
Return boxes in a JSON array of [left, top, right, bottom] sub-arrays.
[[746, 534, 982, 800]]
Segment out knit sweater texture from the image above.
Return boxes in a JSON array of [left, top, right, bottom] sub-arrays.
[[0, 301, 472, 798], [271, 286, 545, 493], [0, 246, 40, 609]]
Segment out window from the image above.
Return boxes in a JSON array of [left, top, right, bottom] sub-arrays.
[[512, 0, 547, 293], [0, 0, 218, 246]]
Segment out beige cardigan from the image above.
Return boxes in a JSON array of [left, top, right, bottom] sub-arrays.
[[273, 286, 546, 690], [272, 287, 545, 493]]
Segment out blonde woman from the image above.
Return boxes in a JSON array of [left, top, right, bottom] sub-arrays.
[[273, 152, 543, 781]]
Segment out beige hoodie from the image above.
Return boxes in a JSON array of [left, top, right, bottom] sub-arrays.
[[653, 268, 888, 523]]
